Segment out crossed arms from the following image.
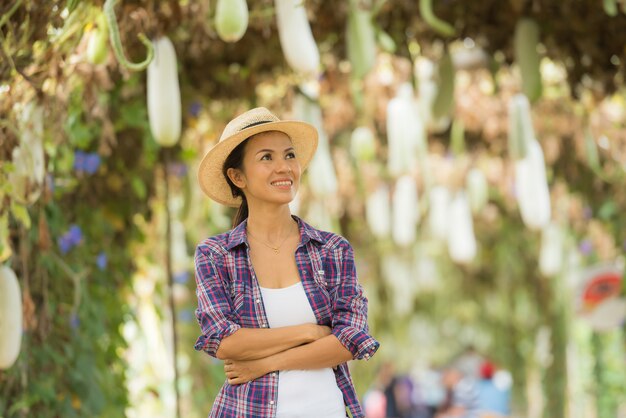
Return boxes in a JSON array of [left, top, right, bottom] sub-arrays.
[[217, 324, 353, 385]]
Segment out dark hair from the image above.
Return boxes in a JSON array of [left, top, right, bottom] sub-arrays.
[[223, 139, 250, 227]]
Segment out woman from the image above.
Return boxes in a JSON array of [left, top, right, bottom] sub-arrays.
[[194, 107, 380, 418]]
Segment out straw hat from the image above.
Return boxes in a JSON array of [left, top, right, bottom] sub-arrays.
[[198, 107, 319, 207]]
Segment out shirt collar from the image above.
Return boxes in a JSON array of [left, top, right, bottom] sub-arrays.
[[224, 215, 327, 251]]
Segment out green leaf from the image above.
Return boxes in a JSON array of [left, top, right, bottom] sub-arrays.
[[11, 202, 31, 229], [131, 176, 147, 199]]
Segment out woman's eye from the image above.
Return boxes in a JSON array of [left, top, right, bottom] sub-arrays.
[[261, 154, 272, 161], [286, 152, 296, 159]]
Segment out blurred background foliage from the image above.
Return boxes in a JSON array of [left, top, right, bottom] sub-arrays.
[[1, 1, 625, 417]]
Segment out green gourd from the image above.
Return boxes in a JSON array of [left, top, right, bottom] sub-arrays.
[[215, 0, 249, 43], [346, 0, 377, 79], [87, 12, 109, 65], [432, 52, 455, 119], [514, 18, 542, 102], [507, 94, 534, 160]]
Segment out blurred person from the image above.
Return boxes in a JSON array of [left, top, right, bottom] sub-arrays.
[[435, 366, 480, 418], [193, 108, 380, 417], [414, 365, 446, 418], [476, 362, 511, 418], [384, 374, 430, 418], [453, 346, 484, 380], [363, 361, 395, 418]]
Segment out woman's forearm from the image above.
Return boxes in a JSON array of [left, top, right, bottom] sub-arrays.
[[223, 335, 353, 385], [267, 334, 353, 371], [216, 324, 330, 360]]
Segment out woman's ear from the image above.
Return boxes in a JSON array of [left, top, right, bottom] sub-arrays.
[[226, 167, 246, 189]]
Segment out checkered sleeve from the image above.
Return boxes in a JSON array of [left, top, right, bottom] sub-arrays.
[[330, 240, 380, 361], [193, 243, 241, 358]]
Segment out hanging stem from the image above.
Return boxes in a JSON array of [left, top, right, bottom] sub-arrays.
[[103, 0, 154, 71], [162, 150, 181, 418], [419, 0, 455, 37]]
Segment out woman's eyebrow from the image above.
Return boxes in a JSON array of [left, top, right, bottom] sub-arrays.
[[255, 147, 295, 155]]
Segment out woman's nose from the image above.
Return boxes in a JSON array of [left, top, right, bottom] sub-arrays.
[[275, 159, 291, 173]]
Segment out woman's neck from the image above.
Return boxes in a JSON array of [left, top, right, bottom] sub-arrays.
[[245, 204, 297, 241]]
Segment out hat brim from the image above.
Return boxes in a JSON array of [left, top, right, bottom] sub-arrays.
[[198, 120, 319, 207]]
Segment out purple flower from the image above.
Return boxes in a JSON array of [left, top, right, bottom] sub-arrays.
[[73, 150, 102, 175], [46, 174, 55, 193], [73, 151, 86, 172], [173, 271, 189, 284], [96, 252, 107, 271], [84, 153, 101, 175], [579, 239, 593, 255], [167, 162, 188, 178], [189, 102, 202, 118], [57, 224, 83, 254], [58, 235, 73, 254], [70, 313, 80, 329], [67, 225, 83, 246]]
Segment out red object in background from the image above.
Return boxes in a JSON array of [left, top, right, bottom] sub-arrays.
[[480, 362, 496, 379], [581, 270, 622, 310]]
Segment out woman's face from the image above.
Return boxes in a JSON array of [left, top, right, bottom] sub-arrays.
[[228, 131, 302, 206]]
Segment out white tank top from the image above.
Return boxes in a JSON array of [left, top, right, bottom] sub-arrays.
[[260, 282, 347, 418]]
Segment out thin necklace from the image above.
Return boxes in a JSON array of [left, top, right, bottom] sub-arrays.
[[247, 227, 293, 254]]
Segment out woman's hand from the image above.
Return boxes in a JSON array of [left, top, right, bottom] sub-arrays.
[[224, 358, 272, 385]]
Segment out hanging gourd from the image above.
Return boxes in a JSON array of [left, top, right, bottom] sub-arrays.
[[10, 102, 45, 205], [415, 57, 438, 127], [447, 191, 477, 264], [508, 94, 535, 160], [392, 175, 419, 247], [350, 126, 376, 163], [86, 11, 109, 65], [432, 52, 455, 120], [413, 249, 440, 292], [382, 254, 415, 316], [346, 0, 377, 79], [466, 168, 488, 214], [0, 266, 22, 370], [450, 118, 465, 156], [386, 83, 425, 177], [275, 0, 320, 75], [539, 222, 563, 276], [366, 184, 391, 239], [293, 90, 338, 197], [215, 0, 249, 43], [147, 36, 181, 147], [428, 186, 450, 240], [514, 18, 542, 103], [515, 139, 551, 230]]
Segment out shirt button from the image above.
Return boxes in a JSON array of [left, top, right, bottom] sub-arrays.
[[255, 298, 261, 304], [272, 372, 277, 377], [261, 323, 267, 328], [364, 353, 370, 359], [269, 400, 275, 405]]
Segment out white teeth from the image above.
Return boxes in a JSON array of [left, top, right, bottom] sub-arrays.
[[272, 181, 292, 186]]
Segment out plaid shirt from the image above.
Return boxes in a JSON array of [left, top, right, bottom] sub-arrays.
[[194, 216, 380, 418]]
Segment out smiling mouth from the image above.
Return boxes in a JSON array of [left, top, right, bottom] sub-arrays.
[[271, 180, 293, 187]]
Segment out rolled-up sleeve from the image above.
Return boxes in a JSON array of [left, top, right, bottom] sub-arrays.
[[193, 244, 241, 358], [330, 240, 380, 361]]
